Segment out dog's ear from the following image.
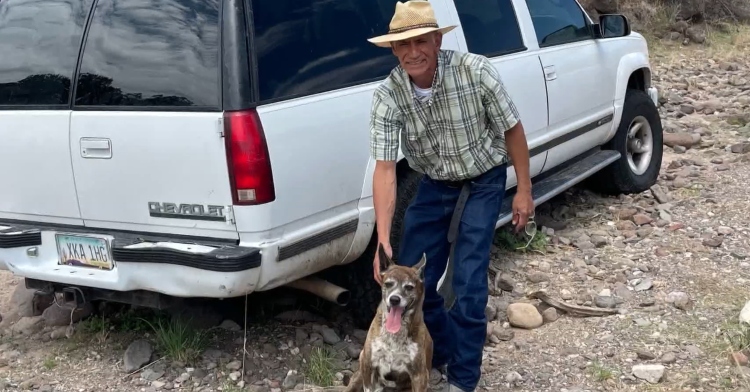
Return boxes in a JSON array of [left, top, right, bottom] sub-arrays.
[[377, 243, 394, 272], [413, 252, 427, 281]]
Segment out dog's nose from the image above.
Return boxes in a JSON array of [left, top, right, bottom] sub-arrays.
[[389, 296, 401, 306]]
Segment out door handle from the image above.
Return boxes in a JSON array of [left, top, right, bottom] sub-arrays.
[[80, 138, 112, 159], [544, 65, 557, 81]]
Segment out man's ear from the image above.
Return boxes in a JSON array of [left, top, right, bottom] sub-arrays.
[[413, 252, 427, 281], [378, 243, 393, 272]]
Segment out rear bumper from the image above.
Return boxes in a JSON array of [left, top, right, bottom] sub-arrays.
[[0, 220, 261, 298]]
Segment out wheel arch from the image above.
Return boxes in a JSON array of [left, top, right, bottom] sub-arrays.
[[604, 52, 653, 144]]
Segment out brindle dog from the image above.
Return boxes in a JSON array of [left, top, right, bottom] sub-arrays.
[[345, 244, 433, 392]]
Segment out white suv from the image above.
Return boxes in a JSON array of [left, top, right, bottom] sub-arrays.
[[0, 0, 662, 328]]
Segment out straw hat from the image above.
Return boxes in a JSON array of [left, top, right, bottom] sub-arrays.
[[368, 0, 457, 48]]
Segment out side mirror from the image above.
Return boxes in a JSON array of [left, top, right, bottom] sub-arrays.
[[595, 14, 631, 38]]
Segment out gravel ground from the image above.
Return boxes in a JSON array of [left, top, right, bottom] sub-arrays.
[[1, 39, 749, 392]]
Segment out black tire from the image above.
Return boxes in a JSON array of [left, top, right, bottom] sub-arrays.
[[589, 88, 664, 195], [327, 164, 422, 329]]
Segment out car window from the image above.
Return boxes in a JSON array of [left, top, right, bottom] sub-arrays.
[[0, 0, 93, 107], [454, 0, 525, 57], [74, 0, 221, 108], [250, 0, 401, 102], [526, 0, 592, 47]]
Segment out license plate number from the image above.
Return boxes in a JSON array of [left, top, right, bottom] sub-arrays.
[[55, 234, 113, 270]]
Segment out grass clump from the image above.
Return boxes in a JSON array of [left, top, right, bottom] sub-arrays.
[[142, 316, 208, 364], [494, 226, 548, 254], [303, 346, 337, 387], [589, 360, 617, 382]]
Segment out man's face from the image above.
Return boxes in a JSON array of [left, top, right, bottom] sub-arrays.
[[391, 32, 442, 80]]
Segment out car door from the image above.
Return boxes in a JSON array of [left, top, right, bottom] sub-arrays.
[[524, 0, 615, 172], [447, 0, 549, 188], [0, 0, 92, 226]]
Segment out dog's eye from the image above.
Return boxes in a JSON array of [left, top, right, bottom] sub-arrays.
[[404, 284, 414, 291], [384, 281, 395, 288]]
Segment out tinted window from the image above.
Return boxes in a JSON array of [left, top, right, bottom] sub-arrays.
[[455, 0, 525, 56], [251, 0, 401, 102], [526, 0, 591, 47], [74, 0, 220, 108], [0, 0, 92, 107]]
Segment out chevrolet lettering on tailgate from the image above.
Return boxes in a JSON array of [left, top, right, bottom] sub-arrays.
[[148, 202, 227, 222]]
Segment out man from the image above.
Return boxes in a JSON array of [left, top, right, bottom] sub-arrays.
[[366, 1, 534, 392]]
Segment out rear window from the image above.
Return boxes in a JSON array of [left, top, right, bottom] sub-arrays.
[[0, 0, 93, 107], [74, 0, 221, 108], [250, 0, 401, 102]]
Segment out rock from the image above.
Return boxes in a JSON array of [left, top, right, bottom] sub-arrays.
[[666, 291, 693, 311], [141, 368, 164, 382], [679, 104, 695, 115], [541, 307, 558, 323], [124, 339, 153, 373], [219, 319, 242, 332], [50, 326, 69, 340], [42, 302, 93, 327], [731, 142, 750, 154], [494, 273, 515, 292], [9, 285, 52, 318], [636, 349, 657, 360], [740, 301, 750, 325], [590, 235, 608, 248], [507, 303, 543, 329], [730, 351, 749, 366], [485, 303, 498, 322], [319, 325, 341, 345], [527, 272, 549, 283], [613, 282, 633, 300], [10, 316, 44, 336], [283, 370, 300, 390], [346, 343, 362, 359], [595, 289, 616, 309], [632, 214, 653, 226], [632, 364, 665, 384], [664, 132, 700, 149], [560, 289, 573, 300], [684, 345, 703, 358], [686, 27, 706, 43], [673, 145, 687, 154], [616, 208, 638, 220], [226, 360, 242, 371], [505, 371, 524, 383], [661, 352, 676, 364], [634, 278, 653, 292], [702, 237, 723, 248], [575, 240, 595, 250]]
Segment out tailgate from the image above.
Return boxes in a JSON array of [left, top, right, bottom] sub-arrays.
[[68, 111, 239, 240]]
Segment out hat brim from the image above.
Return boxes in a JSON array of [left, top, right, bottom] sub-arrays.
[[367, 25, 457, 48]]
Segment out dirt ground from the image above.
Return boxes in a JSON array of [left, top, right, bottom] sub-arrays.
[[1, 33, 750, 392]]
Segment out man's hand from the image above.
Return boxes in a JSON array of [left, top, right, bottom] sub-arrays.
[[504, 121, 534, 232], [373, 242, 392, 285], [512, 190, 534, 233], [372, 160, 397, 286]]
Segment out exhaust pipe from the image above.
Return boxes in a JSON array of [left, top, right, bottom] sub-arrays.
[[285, 277, 351, 306]]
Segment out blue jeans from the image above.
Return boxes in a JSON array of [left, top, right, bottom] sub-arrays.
[[397, 164, 507, 392]]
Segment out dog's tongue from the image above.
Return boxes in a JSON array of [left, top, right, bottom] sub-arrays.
[[385, 307, 404, 334]]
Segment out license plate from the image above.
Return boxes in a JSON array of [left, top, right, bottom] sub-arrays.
[[55, 234, 114, 270]]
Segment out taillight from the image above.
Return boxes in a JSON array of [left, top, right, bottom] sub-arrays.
[[223, 109, 275, 205]]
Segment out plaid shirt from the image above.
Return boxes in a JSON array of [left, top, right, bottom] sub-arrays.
[[370, 49, 520, 181]]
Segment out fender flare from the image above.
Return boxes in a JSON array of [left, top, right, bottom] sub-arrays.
[[605, 52, 652, 142]]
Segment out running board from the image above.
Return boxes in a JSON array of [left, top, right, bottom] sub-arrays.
[[496, 149, 621, 228]]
